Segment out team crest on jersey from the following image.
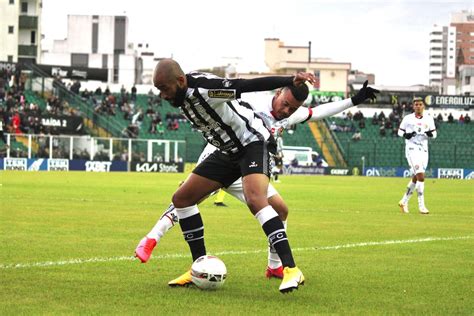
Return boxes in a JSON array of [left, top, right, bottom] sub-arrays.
[[222, 79, 232, 88], [208, 90, 235, 99]]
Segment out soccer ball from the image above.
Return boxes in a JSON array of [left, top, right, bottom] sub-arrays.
[[191, 255, 227, 290]]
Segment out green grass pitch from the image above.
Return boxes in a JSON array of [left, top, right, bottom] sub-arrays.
[[1, 171, 473, 314]]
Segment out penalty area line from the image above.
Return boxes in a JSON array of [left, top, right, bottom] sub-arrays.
[[1, 235, 471, 270]]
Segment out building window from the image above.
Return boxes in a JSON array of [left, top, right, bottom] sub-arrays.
[[113, 68, 119, 83], [287, 49, 292, 54], [466, 77, 471, 85], [7, 55, 13, 62], [138, 43, 142, 48], [21, 2, 28, 13], [71, 53, 89, 67], [9, 0, 14, 4], [31, 30, 36, 44], [102, 54, 108, 69], [8, 26, 14, 34]]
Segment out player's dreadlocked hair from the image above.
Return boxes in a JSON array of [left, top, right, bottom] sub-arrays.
[[286, 84, 309, 102]]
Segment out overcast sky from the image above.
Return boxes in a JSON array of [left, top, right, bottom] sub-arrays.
[[41, 0, 473, 86]]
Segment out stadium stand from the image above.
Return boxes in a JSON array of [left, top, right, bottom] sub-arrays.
[[328, 116, 474, 169]]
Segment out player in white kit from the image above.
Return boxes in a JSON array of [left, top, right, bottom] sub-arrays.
[[397, 97, 437, 214]]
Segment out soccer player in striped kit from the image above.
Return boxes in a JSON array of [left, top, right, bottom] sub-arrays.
[[139, 59, 378, 293]]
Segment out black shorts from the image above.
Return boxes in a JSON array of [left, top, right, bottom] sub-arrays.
[[193, 141, 277, 187]]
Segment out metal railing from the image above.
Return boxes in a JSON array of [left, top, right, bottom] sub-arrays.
[[2, 133, 186, 163]]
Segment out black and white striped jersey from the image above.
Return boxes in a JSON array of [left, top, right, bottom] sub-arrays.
[[181, 72, 294, 155]]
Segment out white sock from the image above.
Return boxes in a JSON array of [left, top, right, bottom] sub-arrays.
[[401, 181, 416, 204], [146, 204, 178, 241], [267, 220, 287, 269], [416, 182, 425, 209]]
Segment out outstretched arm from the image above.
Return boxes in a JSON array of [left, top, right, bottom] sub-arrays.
[[233, 72, 316, 95], [287, 99, 354, 125], [287, 80, 379, 125]]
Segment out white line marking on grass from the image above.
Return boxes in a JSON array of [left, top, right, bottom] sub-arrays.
[[1, 236, 471, 270]]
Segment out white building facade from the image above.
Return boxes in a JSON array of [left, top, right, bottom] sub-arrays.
[[428, 25, 456, 90], [430, 11, 474, 95], [41, 15, 138, 85], [0, 0, 42, 63]]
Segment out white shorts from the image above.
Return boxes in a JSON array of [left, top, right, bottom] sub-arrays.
[[405, 148, 428, 175], [223, 177, 278, 203]]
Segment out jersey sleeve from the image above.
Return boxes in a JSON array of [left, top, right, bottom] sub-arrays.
[[287, 98, 354, 126], [398, 116, 408, 137], [287, 107, 312, 125], [188, 74, 293, 104], [428, 116, 437, 139]]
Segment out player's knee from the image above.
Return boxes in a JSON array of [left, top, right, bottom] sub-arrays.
[[245, 195, 267, 214], [416, 173, 425, 182], [172, 191, 189, 208]]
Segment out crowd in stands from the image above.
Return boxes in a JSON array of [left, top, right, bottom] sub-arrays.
[[67, 82, 187, 139], [0, 68, 82, 141]]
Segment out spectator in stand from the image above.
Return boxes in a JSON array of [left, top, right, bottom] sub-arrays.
[[403, 101, 413, 114], [12, 111, 21, 134], [347, 111, 353, 120], [384, 119, 393, 130], [351, 129, 362, 141], [447, 113, 454, 123], [131, 85, 137, 102], [122, 123, 139, 138], [157, 121, 165, 135], [329, 121, 338, 131], [104, 86, 111, 96], [146, 105, 156, 117], [121, 150, 129, 161], [465, 113, 471, 124], [378, 111, 386, 121], [147, 88, 154, 101], [168, 118, 179, 131], [70, 81, 81, 94], [149, 114, 162, 134], [388, 111, 396, 123], [459, 114, 464, 124], [393, 103, 402, 116], [358, 118, 366, 129], [122, 102, 133, 120], [436, 113, 443, 123], [379, 124, 386, 137], [6, 95, 15, 112], [132, 109, 144, 128], [372, 112, 379, 125], [95, 86, 102, 95], [0, 116, 8, 148], [391, 126, 398, 137], [120, 85, 126, 99], [0, 75, 5, 102], [353, 110, 364, 121]]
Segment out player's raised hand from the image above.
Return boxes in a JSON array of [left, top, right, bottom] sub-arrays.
[[351, 80, 379, 105], [293, 72, 316, 86]]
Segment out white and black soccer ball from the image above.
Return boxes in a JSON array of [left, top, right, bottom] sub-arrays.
[[191, 255, 227, 290]]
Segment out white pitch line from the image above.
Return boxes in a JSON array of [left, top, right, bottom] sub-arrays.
[[1, 236, 471, 270]]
